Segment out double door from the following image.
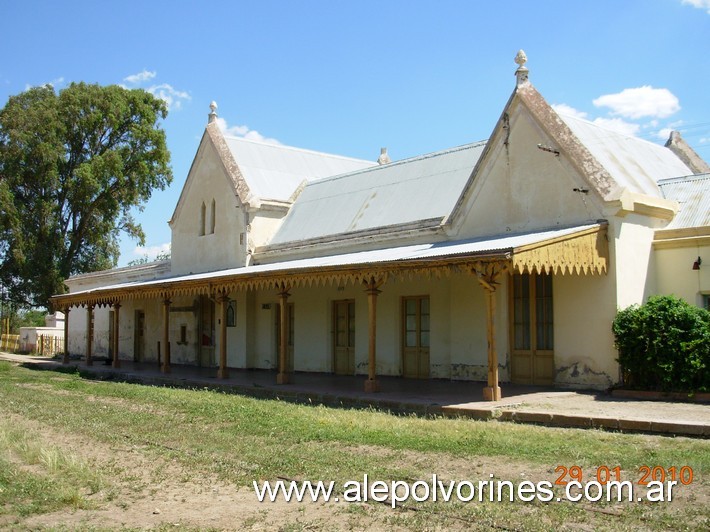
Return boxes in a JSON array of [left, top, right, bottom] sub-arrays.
[[510, 273, 554, 385]]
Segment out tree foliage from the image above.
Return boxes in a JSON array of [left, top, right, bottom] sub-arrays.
[[612, 295, 710, 393], [0, 83, 172, 308]]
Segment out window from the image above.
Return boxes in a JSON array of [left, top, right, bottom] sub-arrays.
[[512, 272, 553, 350], [703, 294, 710, 311], [199, 202, 206, 236], [179, 324, 187, 345], [210, 199, 216, 234], [226, 300, 236, 327]]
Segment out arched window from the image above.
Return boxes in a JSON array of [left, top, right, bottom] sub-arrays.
[[210, 199, 216, 234], [199, 202, 206, 236]]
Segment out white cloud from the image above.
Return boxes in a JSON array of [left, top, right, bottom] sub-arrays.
[[682, 0, 710, 14], [133, 242, 171, 260], [215, 116, 281, 145], [147, 83, 191, 111], [656, 127, 673, 140], [551, 103, 588, 119], [124, 69, 156, 85], [591, 117, 641, 137], [25, 76, 64, 91], [592, 86, 680, 119], [700, 137, 709, 144]]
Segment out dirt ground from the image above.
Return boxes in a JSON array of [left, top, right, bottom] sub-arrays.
[[5, 411, 705, 531]]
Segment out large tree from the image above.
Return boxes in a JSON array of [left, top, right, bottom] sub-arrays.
[[0, 82, 172, 308]]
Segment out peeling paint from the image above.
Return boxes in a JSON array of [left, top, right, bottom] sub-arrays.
[[555, 362, 614, 390]]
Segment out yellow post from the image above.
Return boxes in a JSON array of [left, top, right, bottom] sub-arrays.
[[112, 303, 121, 368], [364, 278, 381, 393], [85, 304, 94, 366], [482, 288, 501, 401], [276, 286, 290, 384], [62, 307, 70, 364]]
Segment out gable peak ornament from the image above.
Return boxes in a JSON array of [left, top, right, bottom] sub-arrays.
[[208, 101, 218, 123], [515, 50, 529, 87]]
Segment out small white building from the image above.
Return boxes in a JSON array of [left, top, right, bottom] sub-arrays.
[[19, 311, 65, 354], [53, 52, 709, 399]]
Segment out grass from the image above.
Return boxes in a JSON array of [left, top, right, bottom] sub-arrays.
[[0, 418, 106, 520], [0, 362, 708, 530]]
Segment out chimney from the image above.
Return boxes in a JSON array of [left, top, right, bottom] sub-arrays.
[[208, 101, 218, 124], [665, 131, 710, 174], [377, 147, 391, 165], [514, 50, 529, 87]]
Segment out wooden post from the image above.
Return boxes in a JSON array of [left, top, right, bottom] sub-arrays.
[[217, 294, 229, 379], [364, 278, 381, 393], [161, 297, 171, 373], [276, 286, 290, 384], [62, 307, 70, 364], [472, 261, 505, 402], [112, 302, 121, 368], [482, 288, 501, 401], [85, 304, 94, 366]]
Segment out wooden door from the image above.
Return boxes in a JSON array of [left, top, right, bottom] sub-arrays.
[[510, 273, 554, 385], [333, 300, 355, 375], [199, 295, 215, 367], [275, 303, 294, 372], [133, 310, 145, 362], [402, 296, 430, 378]]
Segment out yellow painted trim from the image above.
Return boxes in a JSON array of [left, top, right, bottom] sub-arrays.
[[512, 224, 609, 275], [652, 235, 710, 250]]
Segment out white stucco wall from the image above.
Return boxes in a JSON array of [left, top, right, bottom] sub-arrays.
[[554, 272, 618, 388], [608, 215, 661, 309], [453, 102, 605, 240], [170, 139, 245, 275], [653, 243, 710, 307]]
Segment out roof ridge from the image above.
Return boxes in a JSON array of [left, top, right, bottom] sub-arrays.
[[558, 112, 674, 149], [305, 140, 488, 186], [222, 134, 375, 165]]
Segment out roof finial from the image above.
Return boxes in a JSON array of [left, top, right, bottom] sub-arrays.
[[208, 101, 218, 124], [514, 50, 529, 87], [378, 147, 391, 165]]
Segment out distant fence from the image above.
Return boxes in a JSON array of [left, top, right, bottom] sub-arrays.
[[0, 334, 20, 352], [37, 334, 63, 357]]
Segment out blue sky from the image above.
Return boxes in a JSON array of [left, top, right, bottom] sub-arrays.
[[2, 0, 709, 267]]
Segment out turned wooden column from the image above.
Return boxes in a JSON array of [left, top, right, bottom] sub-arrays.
[[217, 294, 229, 379], [62, 307, 70, 364], [364, 278, 382, 393], [472, 261, 506, 402], [482, 287, 501, 401], [276, 286, 290, 384], [85, 304, 94, 366], [161, 297, 171, 373], [112, 302, 121, 368]]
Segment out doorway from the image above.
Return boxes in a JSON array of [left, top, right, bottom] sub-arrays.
[[133, 310, 145, 362], [510, 272, 554, 385], [402, 296, 430, 378], [333, 300, 355, 375], [198, 295, 215, 367]]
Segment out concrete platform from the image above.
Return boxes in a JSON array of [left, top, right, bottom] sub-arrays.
[[2, 353, 708, 437]]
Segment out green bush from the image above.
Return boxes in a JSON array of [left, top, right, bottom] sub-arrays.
[[612, 295, 710, 392]]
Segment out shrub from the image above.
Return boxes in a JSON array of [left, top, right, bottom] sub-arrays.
[[612, 295, 710, 392]]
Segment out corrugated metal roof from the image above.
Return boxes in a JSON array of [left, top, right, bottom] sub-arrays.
[[222, 136, 376, 202], [68, 224, 599, 297], [658, 173, 710, 229], [558, 114, 692, 197], [270, 142, 487, 245]]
